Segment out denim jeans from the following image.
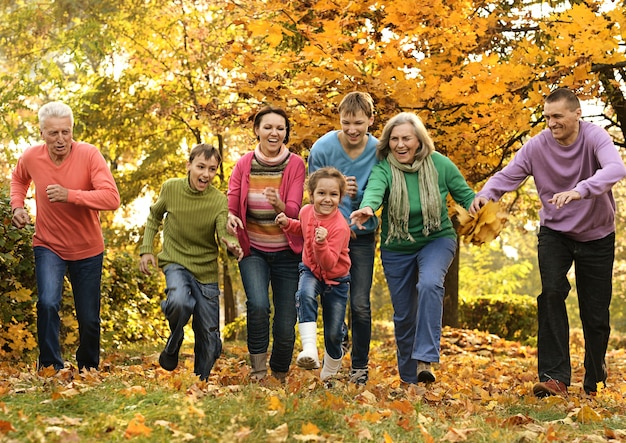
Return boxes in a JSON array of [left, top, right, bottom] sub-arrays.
[[162, 264, 222, 380], [346, 233, 375, 369], [537, 226, 614, 393], [296, 264, 350, 360], [34, 246, 103, 370], [381, 237, 457, 384], [238, 247, 300, 373]]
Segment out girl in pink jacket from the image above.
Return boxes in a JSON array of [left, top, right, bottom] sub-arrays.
[[276, 167, 351, 382]]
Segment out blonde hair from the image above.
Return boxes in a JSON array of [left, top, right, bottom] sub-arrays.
[[376, 112, 434, 161]]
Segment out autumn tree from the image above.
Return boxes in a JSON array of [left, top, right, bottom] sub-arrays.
[[2, 0, 626, 330]]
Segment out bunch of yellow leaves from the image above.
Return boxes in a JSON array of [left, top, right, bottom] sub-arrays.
[[451, 200, 508, 245]]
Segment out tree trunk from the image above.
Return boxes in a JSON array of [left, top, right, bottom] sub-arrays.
[[443, 237, 460, 328], [223, 259, 236, 325], [217, 132, 237, 328]]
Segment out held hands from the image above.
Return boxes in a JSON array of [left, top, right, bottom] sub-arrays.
[[222, 237, 244, 261], [46, 184, 68, 203], [274, 212, 288, 228], [345, 175, 358, 199], [11, 207, 31, 229], [548, 190, 581, 209], [349, 206, 374, 230], [227, 212, 243, 235], [139, 254, 157, 275]]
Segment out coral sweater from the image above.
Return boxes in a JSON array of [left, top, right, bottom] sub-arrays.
[[282, 204, 351, 284], [11, 141, 120, 260]]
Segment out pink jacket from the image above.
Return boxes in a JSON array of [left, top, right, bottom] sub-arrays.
[[227, 150, 305, 256], [283, 205, 351, 284]]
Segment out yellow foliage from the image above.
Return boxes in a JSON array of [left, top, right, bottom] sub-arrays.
[[452, 201, 508, 246]]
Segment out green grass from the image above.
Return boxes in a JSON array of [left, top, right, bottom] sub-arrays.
[[2, 326, 626, 442]]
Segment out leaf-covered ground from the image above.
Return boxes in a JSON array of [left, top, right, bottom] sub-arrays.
[[1, 325, 625, 442]]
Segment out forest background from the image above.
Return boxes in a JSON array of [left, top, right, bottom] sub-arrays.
[[2, 0, 626, 359], [5, 1, 626, 441]]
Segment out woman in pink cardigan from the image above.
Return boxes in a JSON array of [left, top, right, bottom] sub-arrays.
[[227, 106, 305, 381]]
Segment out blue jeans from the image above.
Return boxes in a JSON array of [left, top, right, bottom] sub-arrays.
[[162, 264, 221, 380], [239, 247, 300, 373], [346, 233, 375, 369], [296, 264, 350, 360], [34, 246, 103, 370], [537, 227, 614, 393], [381, 237, 457, 384]]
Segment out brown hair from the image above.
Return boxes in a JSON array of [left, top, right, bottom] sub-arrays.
[[546, 88, 581, 111], [307, 166, 347, 199], [253, 106, 291, 143], [189, 143, 221, 164], [338, 92, 375, 118]]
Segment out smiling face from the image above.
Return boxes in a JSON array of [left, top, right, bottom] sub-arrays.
[[389, 122, 421, 164], [312, 177, 342, 216], [41, 117, 73, 163], [187, 153, 219, 191], [543, 99, 581, 146], [254, 112, 287, 157], [339, 109, 374, 151]]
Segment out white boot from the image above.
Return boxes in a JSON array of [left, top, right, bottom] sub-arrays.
[[320, 350, 343, 381], [296, 322, 320, 369]]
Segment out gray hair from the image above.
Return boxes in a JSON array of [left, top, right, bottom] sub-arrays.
[[376, 112, 435, 161], [38, 102, 74, 131]]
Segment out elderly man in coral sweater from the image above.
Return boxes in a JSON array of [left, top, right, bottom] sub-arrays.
[[11, 101, 120, 373]]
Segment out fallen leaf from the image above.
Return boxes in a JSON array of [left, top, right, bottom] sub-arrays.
[[266, 423, 289, 442], [124, 413, 152, 439]]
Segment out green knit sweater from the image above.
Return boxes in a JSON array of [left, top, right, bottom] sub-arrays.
[[139, 177, 238, 283], [360, 152, 475, 253]]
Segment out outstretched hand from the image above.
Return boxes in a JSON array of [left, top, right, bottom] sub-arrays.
[[548, 190, 581, 209], [349, 207, 374, 230]]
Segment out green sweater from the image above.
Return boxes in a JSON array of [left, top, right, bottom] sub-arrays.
[[360, 152, 475, 253], [139, 177, 238, 283]]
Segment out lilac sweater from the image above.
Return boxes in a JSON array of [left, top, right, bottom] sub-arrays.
[[477, 121, 626, 242]]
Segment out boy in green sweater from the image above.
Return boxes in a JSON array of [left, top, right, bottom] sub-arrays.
[[139, 143, 243, 381]]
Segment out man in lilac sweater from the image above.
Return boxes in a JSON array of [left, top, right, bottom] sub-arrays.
[[471, 88, 626, 397]]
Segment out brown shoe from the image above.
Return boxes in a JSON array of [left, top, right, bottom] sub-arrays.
[[533, 379, 568, 398]]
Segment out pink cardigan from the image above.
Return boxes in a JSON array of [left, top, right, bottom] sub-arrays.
[[227, 151, 305, 256]]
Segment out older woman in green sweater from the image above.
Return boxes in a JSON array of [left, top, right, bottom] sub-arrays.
[[139, 143, 242, 381], [350, 112, 474, 385]]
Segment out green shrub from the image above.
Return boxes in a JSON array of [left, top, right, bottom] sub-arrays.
[[0, 185, 38, 360], [459, 293, 537, 342], [100, 251, 168, 347]]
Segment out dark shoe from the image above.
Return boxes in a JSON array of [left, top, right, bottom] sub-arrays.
[[417, 361, 435, 383], [349, 368, 368, 386], [533, 379, 568, 398], [159, 351, 178, 371], [271, 371, 288, 383]]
